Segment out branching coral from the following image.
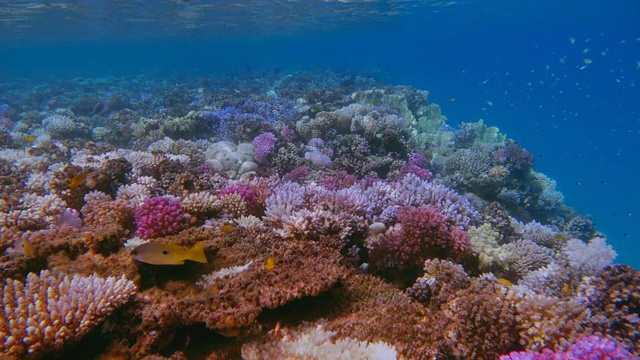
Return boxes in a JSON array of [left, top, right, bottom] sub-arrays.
[[514, 293, 591, 352], [425, 278, 519, 360], [577, 265, 640, 355], [500, 335, 637, 360], [366, 205, 471, 269], [0, 270, 136, 356]]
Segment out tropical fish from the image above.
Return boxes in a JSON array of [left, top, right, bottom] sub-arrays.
[[10, 238, 37, 258], [265, 256, 275, 271], [25, 135, 37, 142], [69, 173, 88, 189], [131, 241, 207, 265], [496, 278, 513, 287], [449, 97, 456, 102], [220, 224, 235, 234]]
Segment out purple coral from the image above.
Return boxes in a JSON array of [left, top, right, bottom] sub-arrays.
[[252, 132, 278, 164], [500, 335, 637, 360], [493, 142, 534, 172], [134, 196, 186, 239]]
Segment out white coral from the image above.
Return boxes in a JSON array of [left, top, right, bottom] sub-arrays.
[[0, 270, 136, 356], [242, 323, 397, 360], [563, 237, 616, 274]]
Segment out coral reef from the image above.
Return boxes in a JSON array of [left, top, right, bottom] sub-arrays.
[[0, 71, 635, 359]]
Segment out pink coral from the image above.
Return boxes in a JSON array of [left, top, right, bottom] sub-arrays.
[[134, 196, 186, 239], [367, 205, 472, 269]]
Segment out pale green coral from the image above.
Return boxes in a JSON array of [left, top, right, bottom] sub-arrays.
[[469, 224, 512, 271], [530, 171, 564, 211], [412, 103, 454, 150]]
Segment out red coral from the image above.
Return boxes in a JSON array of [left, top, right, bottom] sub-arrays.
[[367, 205, 472, 269]]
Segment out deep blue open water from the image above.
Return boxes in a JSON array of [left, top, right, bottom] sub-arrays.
[[1, 0, 638, 269]]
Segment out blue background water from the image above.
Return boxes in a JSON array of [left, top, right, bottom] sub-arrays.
[[1, 0, 638, 268]]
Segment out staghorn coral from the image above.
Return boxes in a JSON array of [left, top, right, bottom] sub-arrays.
[[577, 265, 640, 355], [218, 184, 261, 215], [391, 173, 480, 229], [0, 270, 136, 357]]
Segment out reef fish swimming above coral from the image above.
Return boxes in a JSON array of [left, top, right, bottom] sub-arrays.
[[0, 71, 638, 359], [131, 241, 207, 265]]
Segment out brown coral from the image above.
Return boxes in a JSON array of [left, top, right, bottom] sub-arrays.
[[132, 227, 349, 352], [514, 293, 591, 352], [406, 258, 471, 309], [579, 265, 640, 355], [425, 278, 519, 359]]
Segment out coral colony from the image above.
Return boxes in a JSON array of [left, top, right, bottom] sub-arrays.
[[0, 71, 638, 359]]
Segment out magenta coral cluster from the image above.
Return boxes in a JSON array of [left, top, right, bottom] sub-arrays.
[[134, 196, 186, 239], [500, 336, 637, 360], [369, 205, 471, 269], [218, 184, 261, 214], [252, 131, 278, 164], [398, 153, 433, 180]]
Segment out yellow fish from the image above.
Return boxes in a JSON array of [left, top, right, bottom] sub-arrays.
[[265, 256, 275, 271], [11, 238, 37, 258], [25, 135, 37, 142], [131, 241, 207, 265], [220, 225, 235, 234], [496, 278, 514, 287], [69, 173, 88, 189]]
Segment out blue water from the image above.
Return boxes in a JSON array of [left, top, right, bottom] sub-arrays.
[[1, 0, 638, 268]]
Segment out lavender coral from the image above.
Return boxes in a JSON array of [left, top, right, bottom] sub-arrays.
[[134, 196, 187, 239], [0, 270, 136, 356], [500, 335, 637, 360], [252, 132, 278, 164]]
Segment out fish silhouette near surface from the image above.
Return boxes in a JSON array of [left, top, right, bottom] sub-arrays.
[[131, 241, 207, 265]]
